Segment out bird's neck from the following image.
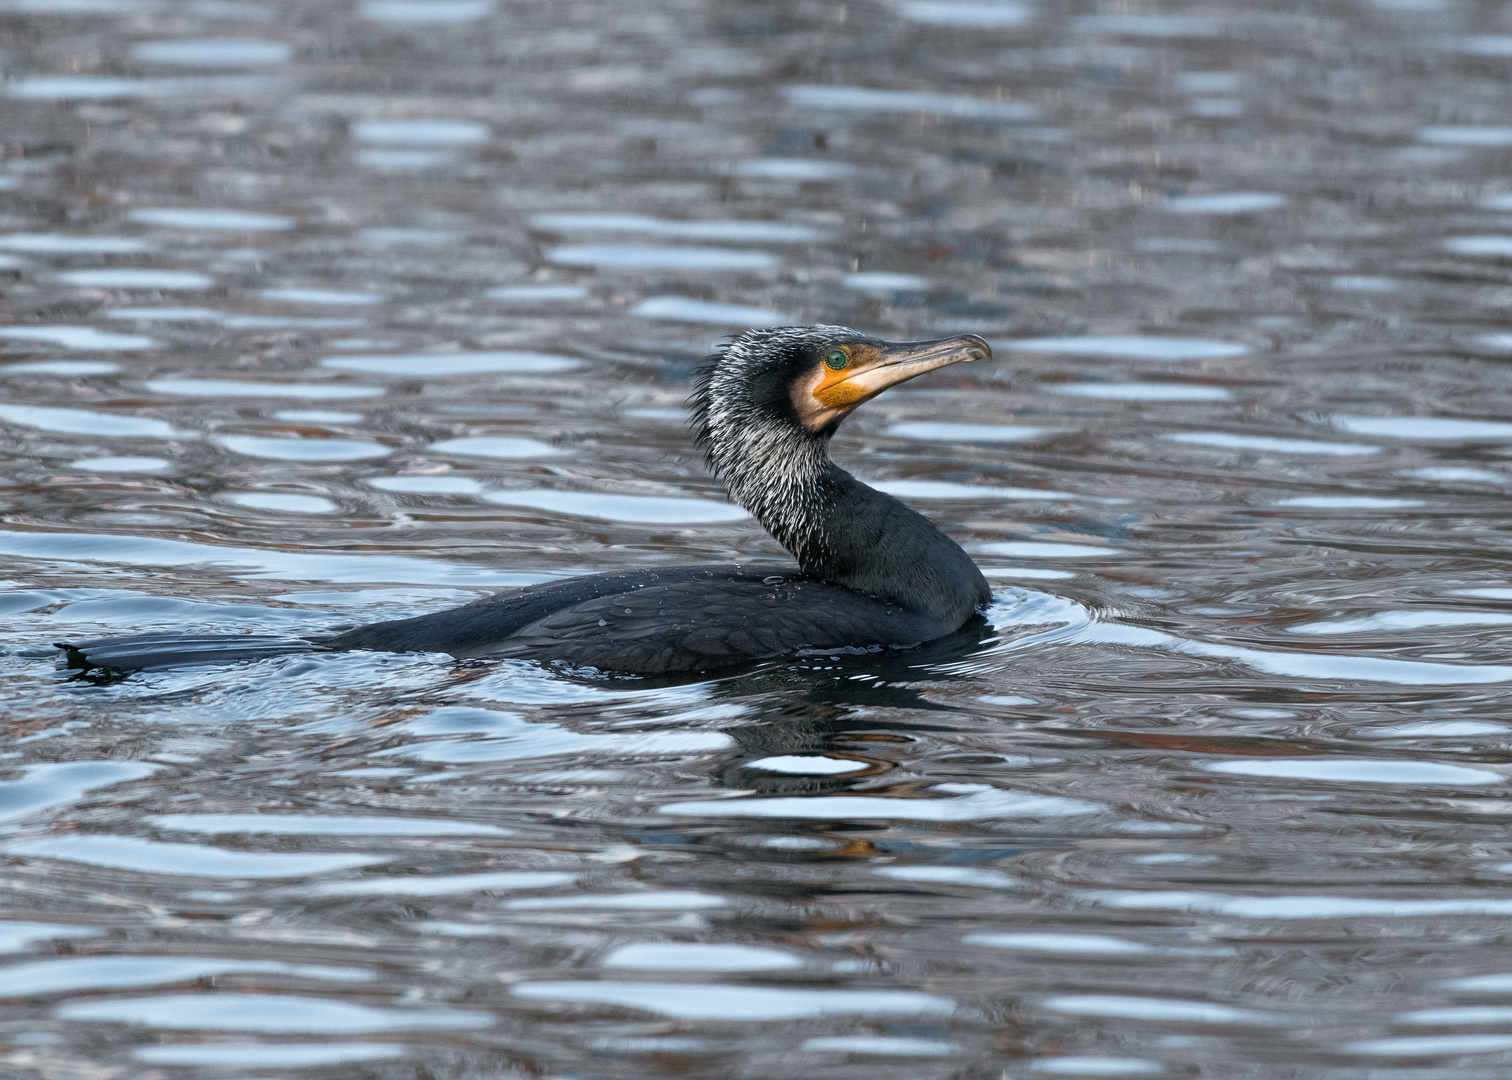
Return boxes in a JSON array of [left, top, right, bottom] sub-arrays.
[[715, 426, 990, 628]]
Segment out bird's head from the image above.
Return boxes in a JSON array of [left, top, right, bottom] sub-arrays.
[[691, 324, 992, 458]]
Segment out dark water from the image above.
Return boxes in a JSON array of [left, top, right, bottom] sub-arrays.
[[6, 0, 1512, 1076]]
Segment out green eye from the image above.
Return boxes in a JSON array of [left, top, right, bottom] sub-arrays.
[[824, 348, 849, 370]]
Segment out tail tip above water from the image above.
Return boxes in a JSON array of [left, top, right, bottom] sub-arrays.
[[47, 633, 319, 672]]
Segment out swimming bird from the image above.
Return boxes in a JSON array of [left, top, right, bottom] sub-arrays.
[[56, 325, 993, 676]]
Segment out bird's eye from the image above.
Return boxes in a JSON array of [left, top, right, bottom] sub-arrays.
[[824, 348, 849, 370]]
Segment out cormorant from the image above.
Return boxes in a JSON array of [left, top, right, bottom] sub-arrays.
[[55, 325, 993, 676]]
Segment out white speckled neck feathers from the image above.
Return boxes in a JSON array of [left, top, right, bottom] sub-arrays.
[[690, 326, 990, 627]]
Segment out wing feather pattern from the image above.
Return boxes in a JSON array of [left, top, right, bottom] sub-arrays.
[[52, 566, 957, 675], [475, 577, 944, 673]]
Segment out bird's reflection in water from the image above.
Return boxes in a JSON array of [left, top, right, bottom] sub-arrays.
[[404, 610, 998, 794], [602, 617, 1065, 881]]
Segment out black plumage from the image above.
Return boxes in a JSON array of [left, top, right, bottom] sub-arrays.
[[55, 325, 994, 676]]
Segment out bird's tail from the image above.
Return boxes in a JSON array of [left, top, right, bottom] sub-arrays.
[[54, 633, 320, 672]]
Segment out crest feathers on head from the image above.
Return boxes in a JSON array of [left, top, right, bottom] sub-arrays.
[[689, 324, 864, 457]]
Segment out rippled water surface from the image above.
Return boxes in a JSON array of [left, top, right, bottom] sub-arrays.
[[6, 0, 1512, 1076]]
